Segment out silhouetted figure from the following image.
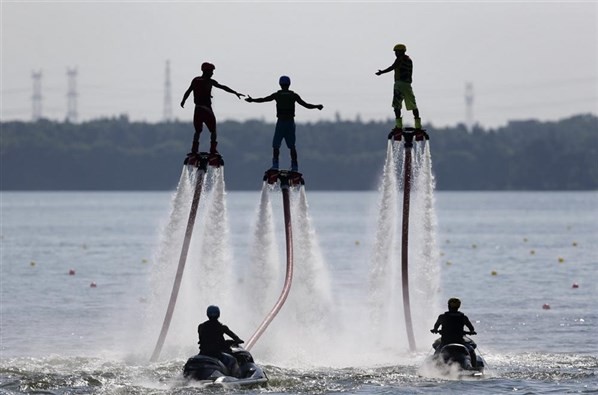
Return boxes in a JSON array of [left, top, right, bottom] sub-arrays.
[[245, 75, 323, 171], [198, 305, 244, 376], [181, 62, 244, 155], [375, 43, 422, 130], [431, 297, 478, 367]]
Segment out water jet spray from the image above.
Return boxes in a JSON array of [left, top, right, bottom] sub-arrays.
[[388, 127, 429, 352]]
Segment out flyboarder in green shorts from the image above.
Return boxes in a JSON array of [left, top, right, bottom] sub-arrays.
[[376, 43, 422, 130], [245, 76, 323, 171]]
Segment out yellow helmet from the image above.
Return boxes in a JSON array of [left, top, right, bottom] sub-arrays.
[[393, 44, 407, 51]]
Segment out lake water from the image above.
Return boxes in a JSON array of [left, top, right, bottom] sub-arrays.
[[1, 187, 597, 394]]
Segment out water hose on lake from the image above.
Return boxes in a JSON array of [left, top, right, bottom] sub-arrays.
[[388, 128, 429, 352], [246, 170, 303, 350], [150, 154, 218, 362]]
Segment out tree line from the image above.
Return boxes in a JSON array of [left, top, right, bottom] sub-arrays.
[[1, 114, 596, 190]]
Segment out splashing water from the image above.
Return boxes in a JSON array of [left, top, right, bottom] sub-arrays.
[[192, 167, 234, 306], [291, 188, 333, 322], [136, 167, 195, 355], [138, 166, 237, 359], [368, 141, 403, 353], [283, 187, 334, 364], [369, 142, 398, 326], [141, 139, 440, 367], [245, 184, 336, 367], [410, 143, 441, 336], [368, 139, 442, 356], [245, 183, 281, 330]]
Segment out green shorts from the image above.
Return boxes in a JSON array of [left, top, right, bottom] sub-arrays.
[[392, 81, 418, 111]]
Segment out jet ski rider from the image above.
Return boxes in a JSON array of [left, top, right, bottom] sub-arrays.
[[430, 297, 478, 368], [198, 305, 244, 376]]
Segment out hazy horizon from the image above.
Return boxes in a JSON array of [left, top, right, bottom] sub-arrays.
[[2, 1, 597, 128]]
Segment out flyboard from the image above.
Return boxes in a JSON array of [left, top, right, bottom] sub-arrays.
[[388, 127, 429, 352]]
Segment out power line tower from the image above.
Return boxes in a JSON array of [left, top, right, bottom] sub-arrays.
[[465, 82, 474, 132], [31, 70, 42, 121], [66, 68, 78, 122], [163, 60, 173, 122]]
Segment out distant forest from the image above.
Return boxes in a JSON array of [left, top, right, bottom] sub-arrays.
[[1, 114, 597, 191]]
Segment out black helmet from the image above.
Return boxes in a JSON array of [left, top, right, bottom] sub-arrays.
[[279, 75, 291, 86], [206, 305, 220, 319]]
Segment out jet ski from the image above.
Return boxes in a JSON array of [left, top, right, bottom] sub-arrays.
[[183, 340, 267, 386], [428, 332, 485, 377]]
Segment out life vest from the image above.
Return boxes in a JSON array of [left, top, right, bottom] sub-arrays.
[[440, 311, 467, 344], [198, 319, 227, 356], [192, 77, 214, 106], [275, 90, 298, 119], [394, 55, 413, 83]]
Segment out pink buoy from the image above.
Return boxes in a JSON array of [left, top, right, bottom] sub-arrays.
[[68, 269, 76, 275], [542, 303, 551, 310]]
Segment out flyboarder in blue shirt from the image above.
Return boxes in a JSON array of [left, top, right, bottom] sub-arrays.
[[245, 76, 323, 171]]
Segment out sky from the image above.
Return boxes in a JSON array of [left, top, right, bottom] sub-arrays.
[[1, 1, 597, 128]]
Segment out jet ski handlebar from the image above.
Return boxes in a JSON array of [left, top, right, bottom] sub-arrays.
[[430, 329, 477, 335], [225, 339, 245, 347]]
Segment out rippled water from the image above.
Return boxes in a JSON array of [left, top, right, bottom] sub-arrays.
[[1, 191, 597, 394]]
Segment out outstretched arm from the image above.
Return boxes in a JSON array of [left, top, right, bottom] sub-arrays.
[[296, 95, 323, 110], [180, 82, 193, 108], [213, 81, 245, 99], [245, 93, 276, 103], [375, 59, 399, 76]]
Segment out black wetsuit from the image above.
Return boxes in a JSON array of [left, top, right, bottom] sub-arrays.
[[433, 310, 477, 368], [198, 319, 242, 357], [433, 310, 475, 344]]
